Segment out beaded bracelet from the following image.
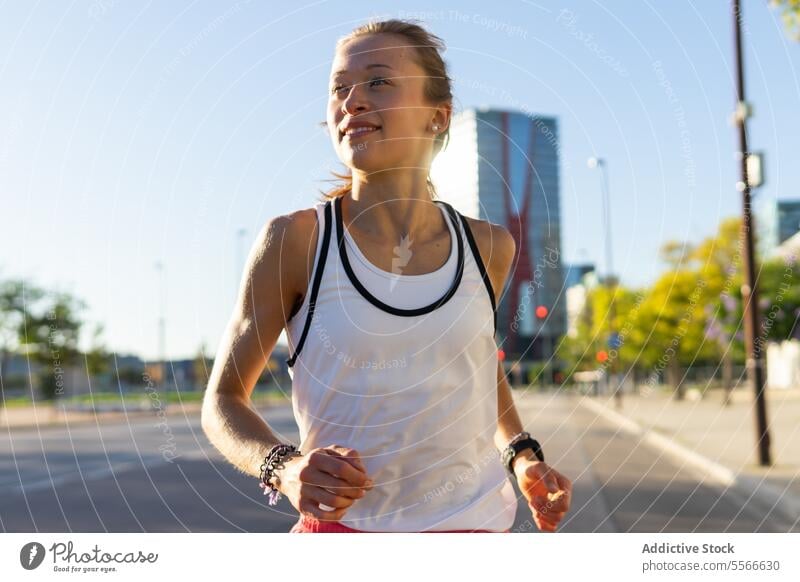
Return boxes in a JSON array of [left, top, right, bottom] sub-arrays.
[[258, 443, 301, 506]]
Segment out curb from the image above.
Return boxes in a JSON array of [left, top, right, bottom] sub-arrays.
[[0, 402, 203, 431], [579, 396, 800, 528]]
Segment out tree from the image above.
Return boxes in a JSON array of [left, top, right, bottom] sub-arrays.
[[0, 279, 45, 404], [692, 217, 745, 404], [85, 323, 111, 378], [756, 256, 800, 343], [18, 290, 86, 400], [630, 269, 717, 399], [659, 240, 695, 271], [771, 0, 800, 40], [556, 283, 642, 376]]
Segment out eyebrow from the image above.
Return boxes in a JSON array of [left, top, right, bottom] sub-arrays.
[[333, 63, 394, 77]]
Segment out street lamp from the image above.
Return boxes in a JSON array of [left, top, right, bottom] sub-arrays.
[[154, 260, 166, 388], [588, 156, 621, 408], [587, 157, 614, 281]]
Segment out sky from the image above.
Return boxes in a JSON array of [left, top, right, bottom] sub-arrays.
[[1, 0, 799, 361]]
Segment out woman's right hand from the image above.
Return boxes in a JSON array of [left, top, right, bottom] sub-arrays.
[[276, 444, 374, 522]]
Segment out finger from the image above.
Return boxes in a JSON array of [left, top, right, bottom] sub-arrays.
[[537, 510, 566, 526], [521, 464, 559, 497], [307, 485, 357, 510], [316, 451, 373, 489], [545, 491, 570, 514], [529, 495, 552, 512], [533, 516, 557, 533], [299, 497, 347, 522], [536, 520, 557, 531], [540, 466, 561, 495], [529, 495, 565, 521], [320, 451, 372, 488], [330, 446, 368, 473], [301, 467, 369, 499], [554, 473, 573, 509]]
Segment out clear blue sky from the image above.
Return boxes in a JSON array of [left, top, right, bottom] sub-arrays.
[[1, 0, 798, 361]]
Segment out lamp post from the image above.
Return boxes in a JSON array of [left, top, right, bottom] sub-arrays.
[[154, 260, 166, 389], [732, 0, 771, 466], [588, 156, 622, 408]]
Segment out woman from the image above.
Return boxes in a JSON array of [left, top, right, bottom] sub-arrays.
[[202, 18, 572, 533]]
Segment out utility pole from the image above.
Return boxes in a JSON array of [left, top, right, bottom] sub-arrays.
[[732, 0, 771, 466]]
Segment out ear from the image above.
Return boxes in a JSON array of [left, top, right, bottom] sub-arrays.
[[432, 101, 452, 132]]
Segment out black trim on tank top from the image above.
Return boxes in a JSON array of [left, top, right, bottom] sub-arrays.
[[455, 212, 498, 337], [334, 195, 465, 317], [286, 200, 333, 368]]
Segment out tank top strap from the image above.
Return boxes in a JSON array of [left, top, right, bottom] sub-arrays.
[[285, 199, 332, 368], [436, 200, 498, 337], [332, 194, 465, 318]]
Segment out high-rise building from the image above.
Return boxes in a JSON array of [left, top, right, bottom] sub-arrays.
[[757, 199, 800, 258], [432, 108, 566, 361]]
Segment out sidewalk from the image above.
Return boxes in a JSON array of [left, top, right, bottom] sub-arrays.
[[0, 402, 204, 430], [0, 393, 292, 430], [578, 386, 800, 525]]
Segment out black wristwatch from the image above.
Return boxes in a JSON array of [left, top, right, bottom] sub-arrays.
[[501, 431, 545, 475]]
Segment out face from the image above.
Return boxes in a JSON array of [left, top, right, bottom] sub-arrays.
[[327, 33, 449, 176]]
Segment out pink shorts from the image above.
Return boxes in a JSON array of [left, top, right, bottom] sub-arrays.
[[289, 514, 511, 533]]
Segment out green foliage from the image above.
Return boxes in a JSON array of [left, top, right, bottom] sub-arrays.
[[558, 215, 800, 394], [0, 277, 104, 402], [85, 323, 111, 377], [771, 0, 800, 41]]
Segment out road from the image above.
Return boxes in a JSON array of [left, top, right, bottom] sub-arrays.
[[1, 392, 795, 532]]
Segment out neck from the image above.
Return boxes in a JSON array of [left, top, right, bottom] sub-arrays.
[[345, 170, 442, 242]]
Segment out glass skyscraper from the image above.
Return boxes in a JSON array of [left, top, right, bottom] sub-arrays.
[[432, 107, 566, 361], [757, 198, 800, 259]]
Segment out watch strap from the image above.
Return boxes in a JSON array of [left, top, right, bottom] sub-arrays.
[[502, 436, 545, 474]]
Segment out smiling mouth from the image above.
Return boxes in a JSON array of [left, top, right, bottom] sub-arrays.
[[340, 126, 381, 141]]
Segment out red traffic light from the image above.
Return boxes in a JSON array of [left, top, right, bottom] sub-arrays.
[[596, 350, 608, 363], [497, 348, 505, 361], [535, 305, 548, 318]]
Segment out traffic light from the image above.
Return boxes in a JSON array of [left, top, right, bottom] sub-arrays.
[[596, 350, 608, 363], [497, 348, 506, 361], [535, 305, 548, 319]]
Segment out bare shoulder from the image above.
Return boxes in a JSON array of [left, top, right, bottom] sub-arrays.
[[253, 206, 318, 270], [247, 205, 321, 321], [462, 216, 516, 295]]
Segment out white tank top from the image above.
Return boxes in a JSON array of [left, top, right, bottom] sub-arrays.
[[284, 196, 517, 532]]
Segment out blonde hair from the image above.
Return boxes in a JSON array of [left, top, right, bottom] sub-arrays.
[[318, 18, 454, 202]]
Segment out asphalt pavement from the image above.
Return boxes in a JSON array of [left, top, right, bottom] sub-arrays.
[[1, 391, 796, 532]]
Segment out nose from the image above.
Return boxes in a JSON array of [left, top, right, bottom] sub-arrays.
[[341, 81, 370, 116]]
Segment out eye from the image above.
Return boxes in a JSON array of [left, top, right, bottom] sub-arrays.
[[330, 77, 389, 96]]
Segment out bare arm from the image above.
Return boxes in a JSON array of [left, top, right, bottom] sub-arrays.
[[469, 221, 573, 531], [201, 211, 313, 479], [469, 219, 526, 457], [495, 361, 525, 451]]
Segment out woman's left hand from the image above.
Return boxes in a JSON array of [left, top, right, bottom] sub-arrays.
[[513, 454, 572, 532]]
